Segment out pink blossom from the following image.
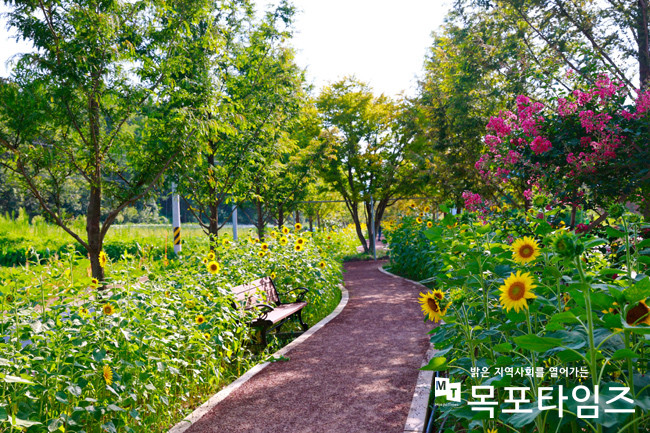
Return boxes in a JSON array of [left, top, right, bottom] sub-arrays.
[[530, 136, 552, 154], [573, 90, 592, 106], [621, 109, 636, 120], [558, 97, 577, 116], [523, 189, 533, 201], [504, 150, 521, 164], [486, 116, 512, 137], [579, 110, 612, 134], [462, 191, 483, 212], [484, 135, 502, 152], [636, 90, 650, 114]]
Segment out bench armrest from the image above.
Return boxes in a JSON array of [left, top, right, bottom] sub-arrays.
[[247, 303, 275, 320], [280, 287, 309, 303]]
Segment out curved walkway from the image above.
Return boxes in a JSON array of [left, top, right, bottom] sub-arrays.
[[180, 260, 431, 433]]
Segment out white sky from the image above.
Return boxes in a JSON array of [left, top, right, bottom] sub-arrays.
[[0, 1, 450, 98]]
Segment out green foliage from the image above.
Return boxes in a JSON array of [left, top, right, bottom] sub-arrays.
[[0, 224, 357, 432], [387, 204, 650, 432]]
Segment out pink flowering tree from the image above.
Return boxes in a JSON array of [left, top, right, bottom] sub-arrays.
[[476, 73, 650, 223]]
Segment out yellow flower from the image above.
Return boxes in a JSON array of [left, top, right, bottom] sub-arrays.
[[270, 271, 277, 279], [426, 221, 433, 228], [282, 226, 289, 234], [294, 244, 304, 252], [99, 251, 108, 268], [446, 223, 457, 229], [326, 235, 331, 240], [280, 237, 288, 246], [186, 299, 196, 309], [102, 365, 113, 385], [431, 289, 445, 301], [424, 206, 430, 212], [207, 251, 216, 261], [195, 314, 206, 325], [626, 300, 650, 326], [222, 238, 230, 246], [79, 307, 89, 316], [418, 292, 447, 322], [511, 236, 541, 264], [203, 333, 210, 339], [202, 258, 208, 265], [102, 304, 115, 315], [90, 278, 99, 288], [486, 429, 498, 433], [261, 243, 269, 251], [318, 261, 326, 268], [296, 237, 306, 245], [295, 223, 302, 230], [207, 261, 221, 274], [258, 251, 266, 258], [499, 271, 537, 313], [416, 217, 423, 224]]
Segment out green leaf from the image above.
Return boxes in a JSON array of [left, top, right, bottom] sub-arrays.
[[624, 277, 650, 304], [535, 221, 552, 235], [556, 349, 584, 362], [420, 356, 448, 371], [584, 237, 607, 249], [503, 405, 542, 428], [48, 418, 63, 432], [513, 335, 563, 352], [611, 349, 639, 360], [1, 374, 34, 384], [606, 226, 626, 238], [101, 421, 117, 433], [549, 311, 579, 324], [92, 348, 106, 362], [492, 343, 513, 352]]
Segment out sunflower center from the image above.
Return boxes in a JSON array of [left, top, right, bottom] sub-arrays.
[[427, 298, 440, 312], [519, 245, 534, 258], [508, 282, 526, 301], [626, 303, 650, 326]]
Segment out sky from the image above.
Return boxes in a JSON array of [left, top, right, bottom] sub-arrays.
[[0, 1, 450, 98]]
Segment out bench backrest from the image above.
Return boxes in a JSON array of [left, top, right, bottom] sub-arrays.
[[230, 277, 279, 308]]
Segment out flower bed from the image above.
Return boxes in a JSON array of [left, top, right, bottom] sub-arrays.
[[0, 225, 357, 432], [386, 205, 650, 432]]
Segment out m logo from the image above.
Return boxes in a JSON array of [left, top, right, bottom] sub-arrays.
[[434, 377, 461, 402]]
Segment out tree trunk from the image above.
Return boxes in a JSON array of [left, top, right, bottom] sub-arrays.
[[208, 202, 219, 246], [316, 210, 321, 230], [350, 204, 369, 254], [278, 204, 284, 230], [87, 185, 104, 280], [570, 204, 578, 228], [638, 0, 650, 88], [308, 216, 313, 232], [295, 210, 301, 224], [256, 197, 265, 240]]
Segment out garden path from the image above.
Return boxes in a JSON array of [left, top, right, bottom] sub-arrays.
[[179, 260, 431, 433]]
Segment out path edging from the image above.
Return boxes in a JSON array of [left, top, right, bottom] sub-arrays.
[[377, 265, 436, 433], [167, 284, 349, 433]]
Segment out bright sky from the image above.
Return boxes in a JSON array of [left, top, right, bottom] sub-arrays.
[[0, 1, 450, 98]]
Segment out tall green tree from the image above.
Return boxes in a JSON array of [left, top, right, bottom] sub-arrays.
[[0, 0, 212, 279], [316, 77, 423, 254]]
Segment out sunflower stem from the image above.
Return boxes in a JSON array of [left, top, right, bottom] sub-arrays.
[[625, 331, 639, 433], [622, 217, 632, 279]]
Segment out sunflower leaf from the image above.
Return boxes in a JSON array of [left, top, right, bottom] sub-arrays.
[[420, 356, 448, 371], [513, 335, 563, 352]]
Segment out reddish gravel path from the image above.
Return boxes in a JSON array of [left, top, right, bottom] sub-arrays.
[[183, 260, 431, 433]]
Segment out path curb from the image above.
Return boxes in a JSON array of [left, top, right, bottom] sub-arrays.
[[167, 284, 350, 433], [378, 265, 436, 433]]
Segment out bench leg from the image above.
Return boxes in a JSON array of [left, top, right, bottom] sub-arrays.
[[297, 310, 308, 331], [259, 326, 269, 348]]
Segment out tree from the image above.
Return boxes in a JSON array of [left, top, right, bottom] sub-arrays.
[[177, 0, 306, 244], [0, 0, 210, 279], [316, 78, 423, 254]]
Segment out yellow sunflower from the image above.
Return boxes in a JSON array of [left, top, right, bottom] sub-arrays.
[[222, 238, 230, 246], [186, 299, 196, 309], [202, 258, 208, 265], [295, 223, 302, 230], [261, 243, 269, 251], [431, 289, 445, 301], [318, 261, 326, 269], [279, 237, 288, 246], [203, 333, 210, 339], [426, 221, 433, 228], [79, 307, 90, 316], [499, 271, 537, 313], [282, 226, 289, 234], [270, 271, 277, 279], [511, 237, 541, 264], [99, 251, 108, 268], [90, 278, 99, 288], [424, 206, 430, 212], [296, 237, 306, 245], [102, 304, 115, 315], [326, 235, 331, 240], [195, 314, 206, 325], [102, 365, 113, 385], [207, 251, 216, 261], [626, 300, 650, 326], [207, 261, 221, 274], [294, 244, 304, 252], [418, 292, 447, 322], [258, 251, 266, 258], [416, 217, 423, 224]]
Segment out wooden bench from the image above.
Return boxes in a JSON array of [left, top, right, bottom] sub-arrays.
[[230, 277, 309, 347]]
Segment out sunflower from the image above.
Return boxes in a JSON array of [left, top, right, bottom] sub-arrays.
[[295, 223, 302, 230], [326, 235, 331, 240], [318, 261, 326, 269], [90, 278, 99, 288], [186, 299, 196, 309], [279, 237, 288, 246], [270, 271, 277, 279], [499, 271, 537, 313], [296, 237, 306, 245], [202, 258, 208, 265], [258, 251, 266, 258], [207, 261, 221, 274], [626, 300, 650, 326], [294, 244, 304, 252], [418, 292, 447, 322], [222, 238, 230, 246], [203, 333, 210, 339], [424, 206, 430, 212], [99, 251, 108, 268], [261, 243, 269, 251], [195, 314, 206, 325], [102, 304, 115, 315], [79, 307, 90, 316], [102, 365, 113, 385], [511, 236, 541, 264], [426, 221, 433, 228], [282, 226, 289, 234], [431, 289, 445, 301], [207, 251, 216, 261]]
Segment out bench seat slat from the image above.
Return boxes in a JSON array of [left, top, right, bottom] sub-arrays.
[[253, 302, 307, 325]]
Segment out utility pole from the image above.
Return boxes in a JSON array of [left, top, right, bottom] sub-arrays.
[[232, 203, 238, 241], [172, 182, 181, 254]]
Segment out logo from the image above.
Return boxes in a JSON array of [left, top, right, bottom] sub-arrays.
[[434, 377, 461, 402]]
